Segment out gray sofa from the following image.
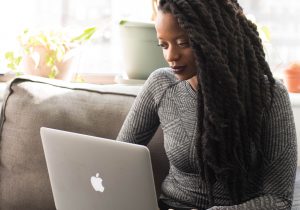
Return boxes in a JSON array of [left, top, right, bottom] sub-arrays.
[[0, 76, 299, 210], [0, 76, 169, 210]]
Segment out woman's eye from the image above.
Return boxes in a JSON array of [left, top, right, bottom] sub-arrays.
[[158, 43, 168, 49], [178, 42, 189, 48]]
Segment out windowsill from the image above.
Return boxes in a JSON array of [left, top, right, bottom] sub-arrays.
[[74, 72, 118, 85], [0, 72, 119, 85]]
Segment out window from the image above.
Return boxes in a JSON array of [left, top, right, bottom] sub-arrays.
[[0, 0, 153, 79], [0, 0, 299, 79], [239, 0, 300, 75]]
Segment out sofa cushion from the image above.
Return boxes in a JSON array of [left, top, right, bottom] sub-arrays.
[[0, 76, 169, 210]]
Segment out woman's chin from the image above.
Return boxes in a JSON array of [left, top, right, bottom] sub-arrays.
[[174, 74, 196, 82]]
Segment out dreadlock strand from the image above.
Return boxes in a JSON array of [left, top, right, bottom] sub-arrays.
[[241, 31, 265, 168], [185, 0, 223, 51], [158, 0, 275, 206], [242, 18, 275, 107]]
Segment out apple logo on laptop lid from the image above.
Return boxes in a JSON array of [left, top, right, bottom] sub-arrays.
[[91, 173, 105, 192]]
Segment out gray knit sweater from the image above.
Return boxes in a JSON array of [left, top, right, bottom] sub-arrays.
[[117, 68, 297, 210]]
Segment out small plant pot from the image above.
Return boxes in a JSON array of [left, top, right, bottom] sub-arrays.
[[22, 45, 74, 81], [119, 20, 167, 80], [283, 62, 300, 93]]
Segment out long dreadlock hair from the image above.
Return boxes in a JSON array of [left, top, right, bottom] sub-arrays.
[[158, 0, 275, 206]]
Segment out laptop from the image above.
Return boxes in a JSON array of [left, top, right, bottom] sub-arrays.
[[40, 127, 159, 210]]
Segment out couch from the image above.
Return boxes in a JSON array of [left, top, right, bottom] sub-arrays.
[[0, 76, 169, 210], [0, 76, 299, 210]]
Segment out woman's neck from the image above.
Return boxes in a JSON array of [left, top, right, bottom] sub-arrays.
[[187, 75, 198, 91]]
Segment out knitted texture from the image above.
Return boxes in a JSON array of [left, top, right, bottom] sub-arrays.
[[117, 68, 297, 210]]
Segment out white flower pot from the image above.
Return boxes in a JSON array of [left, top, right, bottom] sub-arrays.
[[119, 20, 167, 80]]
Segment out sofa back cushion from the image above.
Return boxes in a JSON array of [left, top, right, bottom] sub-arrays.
[[0, 76, 168, 210]]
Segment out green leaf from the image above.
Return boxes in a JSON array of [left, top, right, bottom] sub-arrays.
[[46, 55, 55, 67], [119, 20, 127, 25], [4, 51, 22, 72], [74, 74, 85, 83], [15, 56, 22, 65], [7, 63, 16, 70], [71, 27, 97, 43], [48, 66, 58, 79], [23, 28, 29, 35], [5, 51, 14, 60], [261, 26, 271, 42], [16, 72, 22, 76]]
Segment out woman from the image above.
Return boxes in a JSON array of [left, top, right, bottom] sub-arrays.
[[117, 0, 297, 209]]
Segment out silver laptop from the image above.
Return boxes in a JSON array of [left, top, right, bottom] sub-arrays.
[[40, 127, 158, 210]]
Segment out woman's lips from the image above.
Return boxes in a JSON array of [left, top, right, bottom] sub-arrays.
[[171, 66, 186, 74]]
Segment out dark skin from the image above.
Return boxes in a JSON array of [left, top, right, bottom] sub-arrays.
[[155, 11, 198, 91]]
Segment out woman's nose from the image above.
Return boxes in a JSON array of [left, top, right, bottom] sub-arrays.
[[164, 46, 180, 62]]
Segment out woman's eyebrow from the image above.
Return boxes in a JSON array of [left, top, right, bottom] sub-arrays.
[[175, 36, 188, 40], [157, 34, 188, 40]]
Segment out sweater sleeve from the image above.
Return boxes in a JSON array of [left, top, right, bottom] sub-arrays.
[[208, 81, 297, 210], [116, 68, 175, 145]]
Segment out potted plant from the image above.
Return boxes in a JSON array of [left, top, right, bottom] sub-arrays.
[[118, 20, 167, 81], [115, 0, 167, 82], [4, 26, 96, 80], [283, 62, 300, 93]]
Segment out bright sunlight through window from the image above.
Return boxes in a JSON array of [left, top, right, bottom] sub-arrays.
[[0, 0, 299, 79]]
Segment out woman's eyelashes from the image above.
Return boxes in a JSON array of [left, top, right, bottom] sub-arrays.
[[176, 38, 190, 48], [157, 39, 190, 49], [158, 42, 168, 49], [177, 41, 189, 48]]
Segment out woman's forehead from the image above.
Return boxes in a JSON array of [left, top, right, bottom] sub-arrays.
[[155, 12, 186, 37]]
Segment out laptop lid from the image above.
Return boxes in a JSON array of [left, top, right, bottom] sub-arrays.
[[40, 127, 158, 210]]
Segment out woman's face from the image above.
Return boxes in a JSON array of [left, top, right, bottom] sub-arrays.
[[155, 11, 198, 83]]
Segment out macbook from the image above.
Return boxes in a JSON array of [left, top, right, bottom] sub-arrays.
[[40, 127, 158, 210]]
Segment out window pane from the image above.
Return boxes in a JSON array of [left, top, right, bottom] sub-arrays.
[[239, 0, 300, 74], [1, 0, 299, 76], [0, 0, 154, 76], [60, 0, 114, 74]]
